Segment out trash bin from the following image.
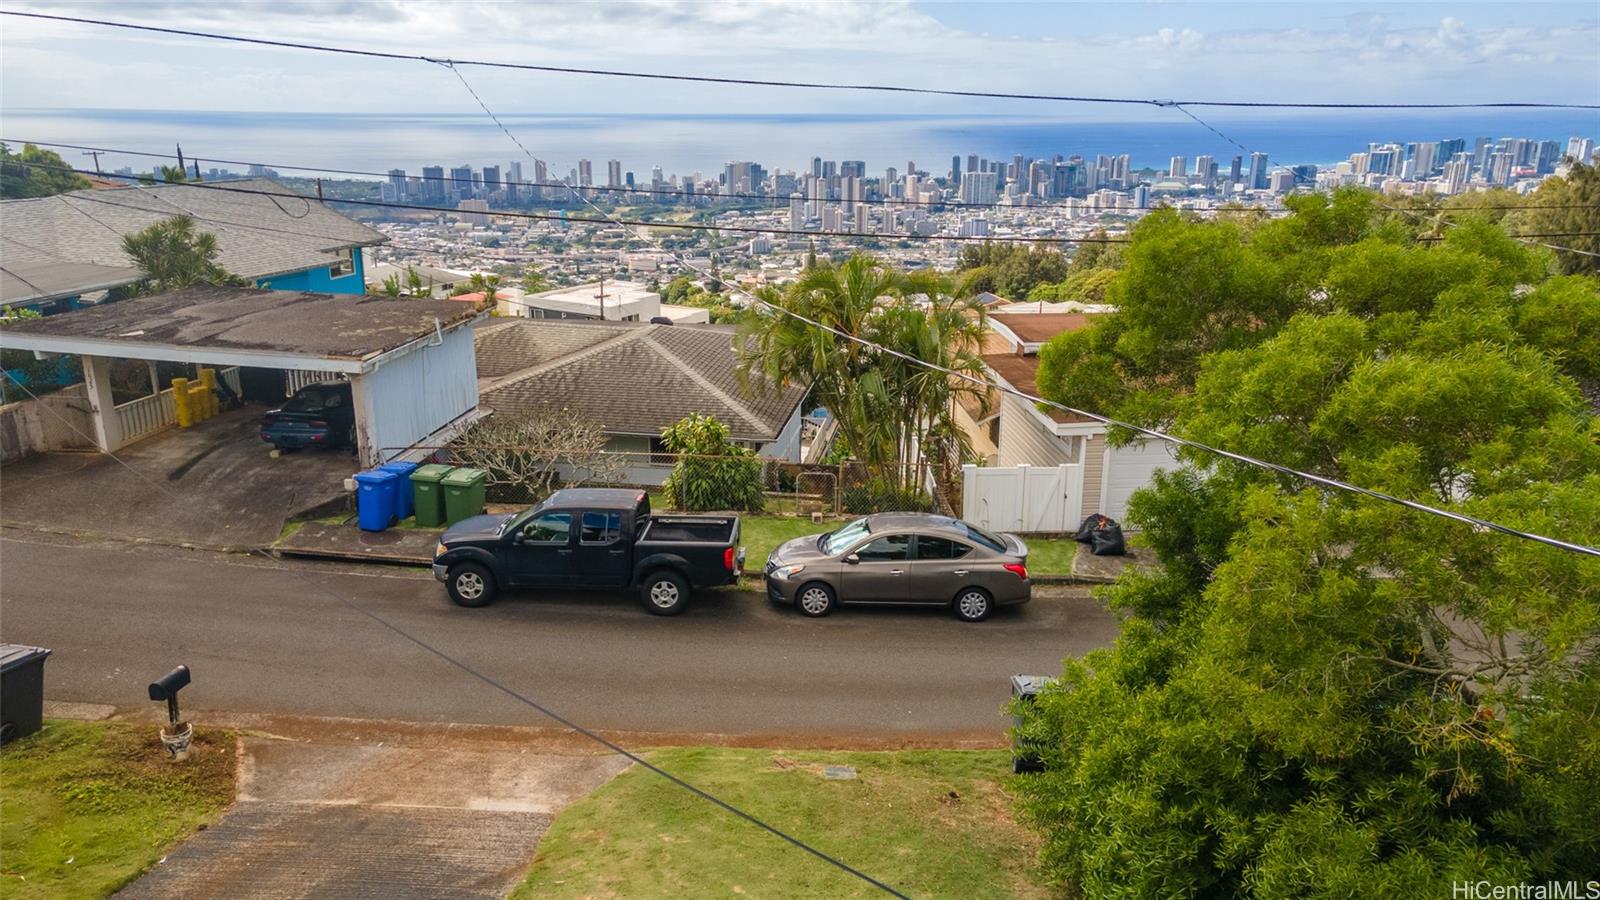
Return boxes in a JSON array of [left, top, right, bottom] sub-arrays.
[[353, 468, 400, 532], [377, 460, 420, 520], [410, 464, 454, 528], [441, 467, 488, 525], [1, 644, 52, 744], [1010, 674, 1055, 774]]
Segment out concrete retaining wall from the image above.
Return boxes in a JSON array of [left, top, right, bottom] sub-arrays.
[[0, 383, 94, 463]]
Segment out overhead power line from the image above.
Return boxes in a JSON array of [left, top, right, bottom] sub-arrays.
[[5, 10, 1597, 110], [424, 62, 1600, 558], [0, 371, 910, 899], [9, 139, 1595, 216]]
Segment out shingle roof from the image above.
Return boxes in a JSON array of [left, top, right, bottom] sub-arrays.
[[990, 313, 1093, 343], [477, 320, 806, 442], [982, 353, 1097, 425], [1, 178, 387, 304]]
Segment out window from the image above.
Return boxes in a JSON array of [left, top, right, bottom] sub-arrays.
[[854, 534, 910, 562], [329, 248, 356, 278], [959, 522, 1008, 553], [580, 511, 621, 544], [522, 512, 571, 543], [820, 517, 872, 555], [917, 536, 973, 560]]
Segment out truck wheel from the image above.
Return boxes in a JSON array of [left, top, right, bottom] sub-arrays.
[[447, 563, 497, 608], [796, 582, 835, 617], [641, 570, 690, 616]]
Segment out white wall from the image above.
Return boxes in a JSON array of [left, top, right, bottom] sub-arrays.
[[758, 404, 805, 462], [352, 325, 479, 465], [1097, 439, 1180, 523], [995, 391, 1077, 467]]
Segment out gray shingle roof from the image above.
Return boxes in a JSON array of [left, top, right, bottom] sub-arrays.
[[477, 320, 805, 442], [1, 178, 387, 304]]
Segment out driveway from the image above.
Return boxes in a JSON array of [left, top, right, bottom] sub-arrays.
[[1, 531, 1120, 742], [118, 734, 629, 899], [0, 406, 354, 549]]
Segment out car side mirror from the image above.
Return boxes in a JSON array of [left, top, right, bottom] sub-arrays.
[[843, 553, 860, 565], [512, 531, 526, 545]]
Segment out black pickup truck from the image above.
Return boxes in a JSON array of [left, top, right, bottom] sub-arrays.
[[431, 488, 743, 616]]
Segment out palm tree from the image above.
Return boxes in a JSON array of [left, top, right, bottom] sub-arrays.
[[738, 254, 992, 509]]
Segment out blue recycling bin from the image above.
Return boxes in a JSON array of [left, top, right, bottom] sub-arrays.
[[353, 469, 399, 532], [377, 460, 420, 520]]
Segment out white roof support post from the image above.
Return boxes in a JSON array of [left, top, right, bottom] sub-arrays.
[[80, 354, 125, 452]]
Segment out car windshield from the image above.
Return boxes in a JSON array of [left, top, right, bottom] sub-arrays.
[[820, 517, 872, 555], [282, 389, 331, 413]]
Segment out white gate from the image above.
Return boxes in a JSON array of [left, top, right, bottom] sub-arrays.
[[961, 463, 1084, 533], [1099, 440, 1179, 523], [285, 369, 344, 396]]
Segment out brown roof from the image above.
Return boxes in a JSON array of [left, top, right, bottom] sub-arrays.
[[477, 320, 805, 442], [989, 312, 1092, 344], [982, 353, 1097, 425], [2, 286, 477, 359]]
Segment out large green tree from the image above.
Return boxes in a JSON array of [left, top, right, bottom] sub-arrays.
[[0, 143, 91, 199], [1014, 189, 1600, 896], [1508, 159, 1600, 276]]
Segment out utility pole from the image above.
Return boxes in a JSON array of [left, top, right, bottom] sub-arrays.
[[81, 150, 103, 175]]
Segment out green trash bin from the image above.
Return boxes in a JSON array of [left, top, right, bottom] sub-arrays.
[[441, 467, 488, 526], [411, 464, 454, 528]]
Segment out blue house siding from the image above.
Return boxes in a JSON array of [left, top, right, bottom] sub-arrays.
[[254, 248, 367, 295]]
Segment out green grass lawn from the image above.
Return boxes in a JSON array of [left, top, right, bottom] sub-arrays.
[[0, 720, 236, 899], [513, 747, 1048, 899]]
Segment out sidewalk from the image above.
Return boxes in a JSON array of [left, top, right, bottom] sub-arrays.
[[116, 726, 630, 899], [275, 520, 439, 565]]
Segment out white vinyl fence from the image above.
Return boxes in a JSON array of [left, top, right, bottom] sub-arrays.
[[285, 369, 344, 396], [961, 463, 1085, 533], [112, 366, 243, 446]]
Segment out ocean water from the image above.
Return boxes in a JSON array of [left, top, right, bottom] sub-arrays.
[[2, 107, 1596, 180]]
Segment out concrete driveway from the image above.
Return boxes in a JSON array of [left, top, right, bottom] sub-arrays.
[[0, 406, 354, 549], [118, 733, 629, 899]]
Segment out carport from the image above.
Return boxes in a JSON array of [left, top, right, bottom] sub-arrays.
[[1, 286, 484, 466]]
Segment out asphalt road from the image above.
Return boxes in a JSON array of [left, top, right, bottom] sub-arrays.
[[0, 531, 1119, 741]]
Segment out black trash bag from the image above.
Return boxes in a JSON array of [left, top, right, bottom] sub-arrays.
[[1089, 523, 1126, 556], [1073, 514, 1126, 556], [1073, 514, 1114, 543]]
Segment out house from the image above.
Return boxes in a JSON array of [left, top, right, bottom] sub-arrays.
[[363, 262, 471, 299], [498, 279, 661, 322], [959, 310, 1178, 528], [0, 178, 385, 315], [1, 286, 483, 465], [472, 319, 807, 484]]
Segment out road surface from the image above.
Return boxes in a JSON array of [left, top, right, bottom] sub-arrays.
[[0, 530, 1118, 741]]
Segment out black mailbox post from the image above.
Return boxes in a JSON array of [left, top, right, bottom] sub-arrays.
[[148, 665, 191, 726]]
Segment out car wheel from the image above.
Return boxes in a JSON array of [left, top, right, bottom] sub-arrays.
[[795, 582, 835, 618], [953, 587, 993, 622], [641, 570, 690, 616], [447, 562, 497, 608]]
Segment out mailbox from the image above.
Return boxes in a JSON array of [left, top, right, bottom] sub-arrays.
[[148, 665, 190, 725]]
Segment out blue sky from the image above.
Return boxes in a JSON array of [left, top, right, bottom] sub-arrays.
[[2, 1, 1597, 117]]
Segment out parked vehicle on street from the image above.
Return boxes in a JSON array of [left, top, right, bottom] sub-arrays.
[[764, 512, 1030, 622], [259, 381, 356, 451], [432, 488, 743, 616]]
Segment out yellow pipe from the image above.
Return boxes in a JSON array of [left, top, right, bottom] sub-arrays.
[[172, 377, 192, 427]]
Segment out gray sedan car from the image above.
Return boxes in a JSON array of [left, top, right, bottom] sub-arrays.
[[764, 512, 1031, 622]]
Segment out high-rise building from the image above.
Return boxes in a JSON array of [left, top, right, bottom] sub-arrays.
[[383, 168, 407, 203], [1229, 156, 1243, 186], [811, 156, 823, 179], [959, 171, 997, 205], [482, 165, 501, 198], [532, 160, 548, 200], [854, 204, 869, 234], [840, 160, 865, 178], [578, 159, 593, 186], [607, 159, 622, 188], [1567, 137, 1596, 165], [1409, 141, 1438, 180], [840, 176, 862, 213], [450, 165, 474, 201], [506, 161, 522, 202], [966, 154, 979, 176], [958, 216, 989, 237], [421, 165, 445, 202], [821, 160, 837, 179], [1248, 152, 1270, 190], [950, 155, 961, 180], [1169, 156, 1187, 178], [789, 193, 804, 231]]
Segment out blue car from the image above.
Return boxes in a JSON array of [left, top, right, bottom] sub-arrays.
[[260, 381, 356, 451]]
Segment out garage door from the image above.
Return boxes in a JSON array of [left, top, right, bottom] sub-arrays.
[[1100, 439, 1179, 523]]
